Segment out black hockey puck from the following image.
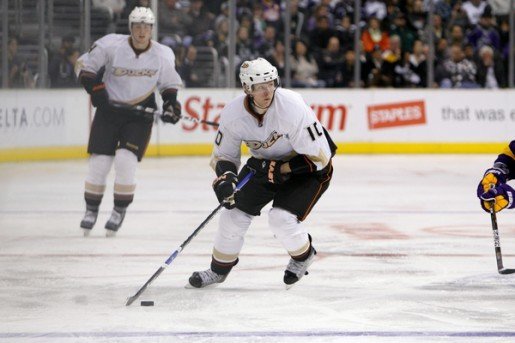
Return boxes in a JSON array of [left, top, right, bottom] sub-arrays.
[[140, 301, 154, 306]]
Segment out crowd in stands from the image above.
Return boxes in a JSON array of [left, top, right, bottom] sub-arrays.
[[5, 0, 513, 89]]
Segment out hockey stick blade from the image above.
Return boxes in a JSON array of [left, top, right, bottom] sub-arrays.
[[499, 268, 515, 275]]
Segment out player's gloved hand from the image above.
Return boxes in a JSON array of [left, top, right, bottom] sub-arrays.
[[212, 171, 238, 209], [246, 157, 290, 184], [90, 83, 109, 109], [479, 183, 515, 213], [477, 167, 507, 199], [161, 100, 182, 124]]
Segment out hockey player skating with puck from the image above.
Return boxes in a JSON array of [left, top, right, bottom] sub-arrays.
[[477, 140, 515, 212], [75, 7, 183, 237], [188, 58, 337, 289]]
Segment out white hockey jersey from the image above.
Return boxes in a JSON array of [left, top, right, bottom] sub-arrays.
[[75, 34, 182, 104], [211, 88, 332, 172]]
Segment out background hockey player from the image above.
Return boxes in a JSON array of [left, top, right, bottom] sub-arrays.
[[188, 58, 337, 289], [477, 140, 515, 213], [75, 7, 183, 237]]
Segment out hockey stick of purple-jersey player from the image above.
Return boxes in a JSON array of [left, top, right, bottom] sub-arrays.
[[489, 203, 515, 275], [110, 102, 219, 127], [125, 170, 255, 306]]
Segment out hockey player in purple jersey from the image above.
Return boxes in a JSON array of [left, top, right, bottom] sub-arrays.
[[76, 7, 183, 237], [477, 141, 515, 213]]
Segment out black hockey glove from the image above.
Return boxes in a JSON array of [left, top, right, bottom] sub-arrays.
[[212, 171, 238, 209], [246, 157, 290, 184], [161, 100, 182, 124], [90, 83, 110, 109]]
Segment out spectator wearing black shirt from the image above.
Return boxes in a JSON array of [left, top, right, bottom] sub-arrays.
[[475, 45, 507, 88]]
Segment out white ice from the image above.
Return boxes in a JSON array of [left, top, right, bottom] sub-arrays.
[[1, 155, 515, 343]]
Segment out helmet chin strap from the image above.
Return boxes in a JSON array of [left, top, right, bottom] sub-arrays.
[[250, 97, 270, 114]]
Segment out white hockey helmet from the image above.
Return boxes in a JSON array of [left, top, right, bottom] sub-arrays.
[[239, 58, 279, 93], [129, 7, 155, 29]]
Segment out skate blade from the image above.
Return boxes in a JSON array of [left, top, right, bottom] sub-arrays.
[[105, 229, 117, 238], [82, 229, 92, 237], [184, 282, 222, 289]]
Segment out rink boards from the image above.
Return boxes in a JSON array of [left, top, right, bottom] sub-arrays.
[[0, 88, 513, 162]]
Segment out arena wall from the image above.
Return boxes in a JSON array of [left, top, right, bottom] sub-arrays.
[[0, 89, 513, 162]]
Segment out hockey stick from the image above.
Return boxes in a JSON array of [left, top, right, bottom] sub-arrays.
[[111, 103, 219, 127], [125, 170, 255, 306], [489, 203, 515, 275]]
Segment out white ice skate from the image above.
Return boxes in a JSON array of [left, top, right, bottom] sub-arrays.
[[105, 209, 126, 237], [187, 269, 228, 288], [80, 209, 98, 237], [283, 247, 317, 289]]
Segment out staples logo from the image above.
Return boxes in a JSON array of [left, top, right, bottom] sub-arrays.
[[367, 100, 426, 130]]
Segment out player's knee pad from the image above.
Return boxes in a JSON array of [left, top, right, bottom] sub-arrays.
[[268, 207, 308, 252], [114, 148, 138, 185], [214, 208, 253, 257], [218, 208, 253, 240], [86, 154, 114, 185]]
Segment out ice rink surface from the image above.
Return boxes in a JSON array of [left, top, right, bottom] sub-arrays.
[[1, 154, 515, 343]]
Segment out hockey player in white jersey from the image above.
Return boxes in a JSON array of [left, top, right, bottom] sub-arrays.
[[75, 7, 183, 237], [188, 58, 337, 288]]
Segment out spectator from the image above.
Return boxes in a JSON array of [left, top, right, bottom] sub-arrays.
[[340, 49, 362, 87], [49, 47, 80, 88], [317, 36, 345, 87], [448, 24, 465, 46], [7, 37, 34, 88], [364, 0, 387, 20], [308, 15, 337, 53], [235, 26, 256, 69], [158, 0, 188, 38], [362, 17, 390, 53], [305, 4, 333, 32], [435, 38, 450, 66], [213, 17, 229, 58], [498, 18, 510, 61], [335, 15, 355, 52], [185, 0, 215, 40], [390, 12, 416, 53], [406, 0, 427, 37], [435, 43, 479, 88], [381, 34, 404, 87], [447, 1, 471, 31], [93, 0, 125, 20], [279, 0, 305, 40], [255, 24, 277, 57], [266, 40, 286, 79], [467, 10, 500, 52], [179, 45, 203, 87], [420, 14, 445, 46], [363, 47, 390, 87], [252, 3, 267, 38], [407, 39, 427, 87], [291, 39, 325, 88], [262, 0, 281, 29], [333, 0, 355, 20], [475, 45, 507, 88], [462, 0, 488, 26]]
